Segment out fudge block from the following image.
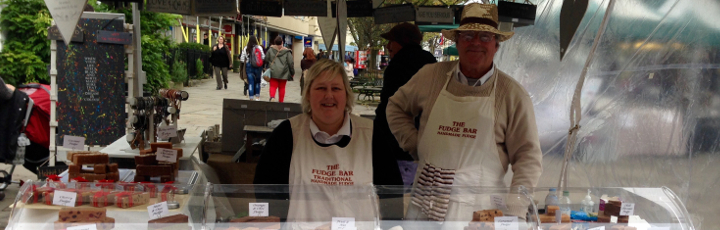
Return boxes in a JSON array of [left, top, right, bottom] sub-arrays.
[[468, 221, 494, 230], [58, 207, 106, 222], [536, 214, 571, 223], [80, 173, 107, 182], [159, 161, 179, 177], [472, 209, 503, 222], [115, 192, 150, 208], [106, 172, 120, 182], [151, 142, 173, 152], [108, 163, 119, 172], [54, 217, 115, 230], [148, 214, 189, 227], [73, 153, 109, 165], [605, 200, 622, 216], [549, 224, 571, 230], [137, 165, 173, 176], [597, 213, 611, 223], [67, 151, 91, 161], [69, 164, 81, 175], [91, 191, 119, 207], [93, 164, 107, 174], [546, 205, 560, 215], [140, 149, 155, 155], [135, 154, 159, 165]]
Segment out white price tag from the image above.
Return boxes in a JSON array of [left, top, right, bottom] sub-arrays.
[[156, 148, 178, 163], [249, 203, 269, 217], [620, 203, 635, 216], [494, 216, 519, 230], [52, 190, 77, 207], [588, 227, 605, 230], [610, 215, 618, 223], [67, 224, 98, 230], [147, 202, 170, 220], [331, 217, 355, 230], [63, 135, 85, 150], [490, 194, 507, 209], [158, 125, 178, 139]]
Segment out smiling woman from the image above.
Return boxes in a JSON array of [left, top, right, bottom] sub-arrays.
[[253, 59, 403, 222]]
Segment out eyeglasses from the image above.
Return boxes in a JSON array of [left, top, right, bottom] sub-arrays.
[[458, 32, 495, 43]]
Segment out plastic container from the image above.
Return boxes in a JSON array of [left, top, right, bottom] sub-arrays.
[[581, 189, 595, 213], [560, 190, 572, 216], [544, 188, 559, 212]]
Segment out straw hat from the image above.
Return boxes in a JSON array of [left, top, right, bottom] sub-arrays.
[[441, 3, 514, 42]]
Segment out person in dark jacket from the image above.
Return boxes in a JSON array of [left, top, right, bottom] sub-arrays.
[[373, 22, 437, 184], [210, 36, 233, 90], [300, 47, 317, 95]]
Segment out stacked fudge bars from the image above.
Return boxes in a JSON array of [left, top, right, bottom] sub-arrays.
[[67, 151, 120, 181], [134, 142, 183, 182], [464, 209, 504, 230], [533, 205, 570, 223], [54, 207, 115, 230], [148, 214, 190, 230]]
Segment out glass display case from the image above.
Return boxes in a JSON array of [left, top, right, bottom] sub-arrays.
[[6, 183, 694, 230]]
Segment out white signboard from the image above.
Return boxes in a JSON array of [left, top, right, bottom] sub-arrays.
[[620, 203, 635, 216], [158, 125, 178, 140]]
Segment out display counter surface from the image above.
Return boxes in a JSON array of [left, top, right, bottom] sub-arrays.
[[99, 135, 201, 160]]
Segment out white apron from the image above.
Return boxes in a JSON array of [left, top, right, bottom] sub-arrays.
[[405, 69, 507, 229], [286, 114, 378, 230]]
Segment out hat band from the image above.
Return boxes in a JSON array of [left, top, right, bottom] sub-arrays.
[[459, 17, 498, 29]]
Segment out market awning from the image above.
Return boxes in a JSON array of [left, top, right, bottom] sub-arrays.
[[419, 24, 459, 33], [318, 44, 358, 52], [443, 45, 458, 56]]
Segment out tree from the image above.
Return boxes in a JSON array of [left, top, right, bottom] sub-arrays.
[[0, 0, 53, 85]]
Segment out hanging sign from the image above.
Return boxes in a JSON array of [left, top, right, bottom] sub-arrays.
[[195, 0, 237, 16], [240, 0, 282, 17], [45, 0, 88, 45], [284, 0, 327, 16], [416, 7, 454, 25], [48, 25, 84, 42], [146, 0, 192, 15], [373, 4, 415, 24], [304, 37, 313, 47], [97, 30, 132, 45], [331, 1, 373, 17]]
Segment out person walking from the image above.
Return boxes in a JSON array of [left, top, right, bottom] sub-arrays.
[[344, 59, 355, 79], [264, 36, 294, 102], [211, 36, 232, 90], [240, 35, 265, 100], [300, 47, 317, 95]]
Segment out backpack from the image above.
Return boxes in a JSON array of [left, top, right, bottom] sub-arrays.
[[250, 46, 263, 67]]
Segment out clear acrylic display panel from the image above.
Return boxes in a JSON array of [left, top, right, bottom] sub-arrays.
[[494, 0, 720, 228], [6, 181, 208, 230]]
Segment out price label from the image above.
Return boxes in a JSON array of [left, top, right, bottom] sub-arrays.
[[331, 217, 355, 230], [147, 202, 170, 219], [494, 216, 518, 230], [158, 125, 177, 139], [490, 194, 507, 210], [620, 203, 635, 216], [53, 190, 77, 207], [156, 148, 178, 163], [67, 224, 98, 230], [588, 227, 605, 230], [63, 135, 85, 150], [249, 203, 269, 217], [610, 215, 618, 223]]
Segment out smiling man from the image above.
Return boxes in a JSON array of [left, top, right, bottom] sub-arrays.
[[386, 3, 543, 222]]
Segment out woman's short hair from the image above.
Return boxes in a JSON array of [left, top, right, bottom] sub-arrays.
[[273, 36, 283, 45], [301, 59, 354, 114]]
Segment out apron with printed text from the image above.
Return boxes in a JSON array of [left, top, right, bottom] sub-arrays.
[[286, 114, 378, 230], [405, 69, 507, 229]]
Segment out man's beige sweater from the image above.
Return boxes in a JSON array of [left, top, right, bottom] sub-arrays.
[[386, 61, 543, 189]]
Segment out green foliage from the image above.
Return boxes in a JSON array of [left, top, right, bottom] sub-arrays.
[[107, 5, 181, 94], [195, 58, 204, 78], [0, 0, 53, 85], [170, 59, 188, 83], [178, 42, 211, 53]]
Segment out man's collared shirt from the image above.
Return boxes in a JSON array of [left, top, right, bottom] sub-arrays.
[[309, 112, 352, 144], [456, 63, 495, 87]]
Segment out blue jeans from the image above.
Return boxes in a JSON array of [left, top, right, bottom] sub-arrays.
[[246, 62, 263, 98]]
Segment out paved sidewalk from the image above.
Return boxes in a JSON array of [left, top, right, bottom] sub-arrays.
[[179, 72, 378, 138]]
